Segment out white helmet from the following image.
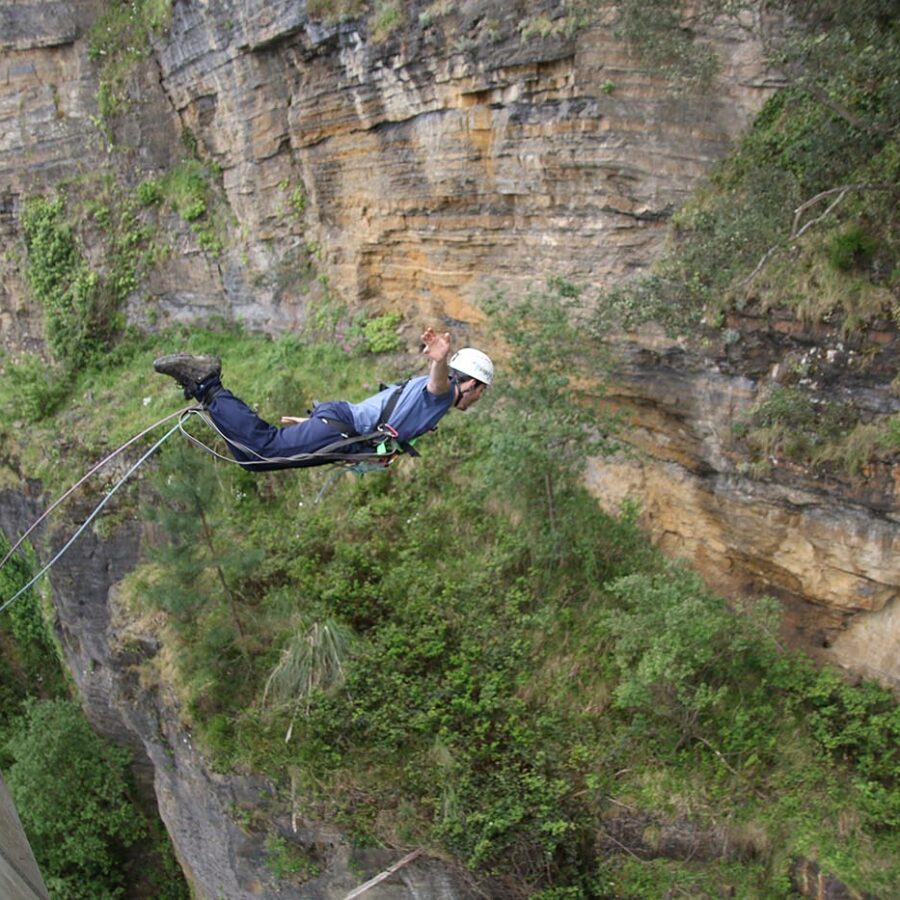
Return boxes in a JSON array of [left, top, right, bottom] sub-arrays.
[[450, 347, 493, 386]]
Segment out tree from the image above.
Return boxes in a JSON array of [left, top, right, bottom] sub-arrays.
[[481, 278, 618, 572], [5, 698, 145, 898]]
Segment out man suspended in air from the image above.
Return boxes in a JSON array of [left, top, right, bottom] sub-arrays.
[[153, 328, 493, 471]]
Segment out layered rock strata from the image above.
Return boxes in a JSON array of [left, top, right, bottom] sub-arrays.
[[587, 318, 899, 685]]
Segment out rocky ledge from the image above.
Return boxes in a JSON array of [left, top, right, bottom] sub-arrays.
[[588, 314, 899, 686]]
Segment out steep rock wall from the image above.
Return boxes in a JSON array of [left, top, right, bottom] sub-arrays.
[[155, 0, 779, 326], [586, 320, 899, 685]]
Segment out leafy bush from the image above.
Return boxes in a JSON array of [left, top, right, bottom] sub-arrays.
[[613, 0, 723, 88], [1, 557, 59, 683], [482, 278, 619, 573], [137, 179, 164, 206], [790, 664, 900, 825], [0, 352, 69, 421], [264, 833, 321, 880], [600, 569, 784, 753], [150, 159, 225, 254], [362, 311, 404, 353], [737, 385, 858, 468], [828, 224, 878, 271], [369, 0, 405, 43], [5, 699, 145, 899], [21, 197, 114, 369]]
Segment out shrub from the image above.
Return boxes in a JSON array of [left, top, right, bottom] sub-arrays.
[[20, 197, 115, 369], [264, 833, 321, 880], [482, 279, 618, 573], [137, 179, 164, 206], [369, 0, 405, 43], [263, 619, 352, 731], [0, 352, 69, 420], [738, 386, 858, 467], [600, 568, 783, 753], [5, 699, 145, 899], [362, 311, 404, 353], [828, 224, 878, 272]]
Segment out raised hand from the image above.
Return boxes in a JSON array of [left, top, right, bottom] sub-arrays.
[[420, 327, 451, 363]]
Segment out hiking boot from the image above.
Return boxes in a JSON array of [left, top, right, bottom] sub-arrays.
[[153, 353, 221, 401]]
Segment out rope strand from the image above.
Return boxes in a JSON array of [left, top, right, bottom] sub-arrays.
[[0, 405, 194, 572], [0, 421, 182, 616], [0, 402, 393, 615]]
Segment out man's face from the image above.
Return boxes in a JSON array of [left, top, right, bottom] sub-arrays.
[[454, 378, 487, 411]]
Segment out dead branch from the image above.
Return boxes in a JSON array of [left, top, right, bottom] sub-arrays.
[[791, 184, 863, 239], [342, 848, 424, 900], [740, 182, 898, 292]]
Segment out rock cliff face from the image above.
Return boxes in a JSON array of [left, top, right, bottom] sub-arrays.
[[2, 0, 781, 335], [586, 318, 899, 686], [1, 0, 897, 891], [154, 0, 778, 325]]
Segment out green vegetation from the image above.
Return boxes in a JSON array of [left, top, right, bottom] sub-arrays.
[[11, 162, 226, 423], [138, 158, 227, 255], [5, 699, 145, 898], [0, 353, 70, 422], [369, 0, 405, 43], [21, 197, 110, 370], [306, 0, 367, 25], [88, 0, 173, 119], [733, 385, 859, 474], [1, 277, 891, 895], [612, 0, 724, 87], [594, 0, 899, 332], [2, 3, 898, 896], [361, 310, 404, 353], [736, 387, 900, 478], [13, 178, 158, 419], [0, 536, 187, 898], [264, 833, 322, 881]]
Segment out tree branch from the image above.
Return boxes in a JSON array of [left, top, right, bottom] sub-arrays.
[[343, 849, 424, 900], [800, 82, 889, 135], [740, 183, 898, 292]]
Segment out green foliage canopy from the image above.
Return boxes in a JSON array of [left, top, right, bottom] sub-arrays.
[[5, 699, 145, 899]]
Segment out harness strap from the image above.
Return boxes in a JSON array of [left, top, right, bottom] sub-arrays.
[[315, 380, 421, 459], [375, 380, 420, 457]]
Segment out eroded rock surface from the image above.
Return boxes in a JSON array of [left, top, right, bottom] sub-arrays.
[[587, 320, 899, 684]]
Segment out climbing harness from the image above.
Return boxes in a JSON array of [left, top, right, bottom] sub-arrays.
[[312, 378, 421, 459], [185, 407, 414, 468]]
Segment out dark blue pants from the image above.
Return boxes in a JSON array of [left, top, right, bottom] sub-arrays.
[[205, 390, 359, 471]]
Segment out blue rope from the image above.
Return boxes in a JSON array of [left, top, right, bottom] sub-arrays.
[[0, 420, 182, 616]]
